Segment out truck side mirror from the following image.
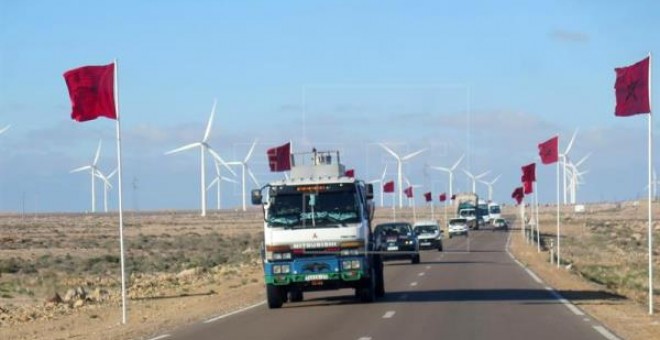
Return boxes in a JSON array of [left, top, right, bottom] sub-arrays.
[[251, 189, 263, 205], [366, 183, 374, 200]]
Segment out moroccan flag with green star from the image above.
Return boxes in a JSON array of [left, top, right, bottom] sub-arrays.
[[615, 56, 651, 117]]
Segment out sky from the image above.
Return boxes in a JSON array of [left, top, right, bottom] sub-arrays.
[[1, 0, 659, 213]]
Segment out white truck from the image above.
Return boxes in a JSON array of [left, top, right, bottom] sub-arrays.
[[251, 150, 384, 308], [488, 202, 501, 223]]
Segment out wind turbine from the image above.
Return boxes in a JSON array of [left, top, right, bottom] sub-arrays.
[[0, 125, 10, 135], [463, 169, 490, 194], [379, 143, 427, 208], [71, 140, 102, 213], [96, 168, 117, 213], [368, 164, 389, 207], [428, 154, 464, 204], [165, 99, 236, 217], [479, 174, 501, 201], [227, 139, 259, 211], [560, 129, 579, 205], [207, 161, 238, 210], [566, 153, 590, 204]]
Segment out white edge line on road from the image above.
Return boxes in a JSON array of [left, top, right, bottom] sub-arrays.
[[147, 335, 170, 340], [425, 265, 431, 269], [203, 301, 266, 324], [410, 282, 418, 286], [593, 325, 620, 340], [418, 272, 425, 276], [382, 311, 396, 318], [357, 337, 372, 340], [524, 268, 543, 284]]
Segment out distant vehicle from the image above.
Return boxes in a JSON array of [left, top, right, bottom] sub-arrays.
[[488, 202, 501, 222], [454, 192, 484, 229], [492, 218, 508, 231], [374, 222, 421, 264], [448, 218, 469, 238], [413, 220, 443, 252], [478, 199, 490, 225]]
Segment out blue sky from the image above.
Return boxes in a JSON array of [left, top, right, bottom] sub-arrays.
[[1, 0, 659, 212]]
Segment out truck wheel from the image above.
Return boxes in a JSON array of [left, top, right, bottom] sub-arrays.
[[358, 267, 376, 303], [375, 256, 385, 298], [266, 284, 284, 309], [411, 254, 420, 264], [289, 288, 303, 303]]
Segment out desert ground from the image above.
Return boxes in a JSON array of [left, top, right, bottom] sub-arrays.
[[0, 203, 659, 339]]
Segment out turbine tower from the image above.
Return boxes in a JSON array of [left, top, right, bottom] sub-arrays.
[[428, 154, 464, 204], [207, 160, 238, 210], [96, 168, 117, 213], [71, 140, 102, 213], [560, 129, 578, 205], [165, 99, 236, 217], [463, 169, 490, 194], [379, 143, 427, 208], [368, 164, 389, 207], [227, 139, 260, 211]]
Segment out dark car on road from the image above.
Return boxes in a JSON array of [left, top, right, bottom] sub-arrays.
[[374, 222, 420, 264]]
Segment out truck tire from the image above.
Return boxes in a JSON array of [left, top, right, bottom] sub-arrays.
[[358, 267, 376, 303], [289, 288, 303, 303], [375, 256, 385, 298], [266, 284, 284, 309], [411, 254, 420, 264]]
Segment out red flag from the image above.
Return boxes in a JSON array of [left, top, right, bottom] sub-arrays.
[[614, 56, 651, 117], [63, 64, 116, 122], [538, 136, 559, 165], [523, 181, 533, 194], [521, 163, 536, 182], [344, 169, 355, 178], [267, 142, 291, 172], [404, 186, 413, 198], [439, 193, 447, 202], [424, 192, 432, 202], [383, 181, 394, 193], [511, 187, 524, 205]]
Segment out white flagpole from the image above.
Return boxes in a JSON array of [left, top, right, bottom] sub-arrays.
[[113, 59, 128, 324], [648, 51, 654, 315], [535, 182, 540, 253], [556, 159, 561, 268], [431, 199, 435, 220], [392, 192, 396, 222]]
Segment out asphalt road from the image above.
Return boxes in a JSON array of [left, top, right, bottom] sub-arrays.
[[162, 228, 617, 340]]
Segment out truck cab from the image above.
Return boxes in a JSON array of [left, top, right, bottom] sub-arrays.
[[252, 150, 384, 308]]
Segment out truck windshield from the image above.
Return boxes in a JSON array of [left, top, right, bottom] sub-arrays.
[[489, 206, 501, 214], [267, 189, 360, 228]]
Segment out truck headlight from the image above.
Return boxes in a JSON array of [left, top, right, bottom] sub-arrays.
[[273, 265, 281, 274], [342, 260, 352, 269], [282, 253, 292, 260], [351, 260, 360, 269], [281, 264, 290, 274], [273, 253, 282, 260]]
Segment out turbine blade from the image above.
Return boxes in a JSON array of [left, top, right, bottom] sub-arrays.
[[207, 178, 219, 191], [70, 165, 92, 173], [203, 99, 217, 142], [0, 125, 10, 135], [574, 153, 591, 167], [93, 140, 102, 166], [564, 128, 578, 155], [462, 169, 474, 179], [247, 167, 260, 186], [221, 176, 238, 184], [378, 143, 400, 161], [429, 166, 450, 173], [108, 168, 118, 179], [401, 148, 427, 161], [244, 139, 258, 163], [214, 160, 221, 176], [380, 164, 388, 181], [207, 147, 237, 177], [165, 143, 201, 155], [451, 154, 465, 171], [475, 170, 491, 179], [491, 174, 501, 184]]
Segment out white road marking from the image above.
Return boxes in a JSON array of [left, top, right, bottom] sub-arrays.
[[418, 272, 425, 276], [357, 337, 372, 340], [593, 325, 620, 340], [410, 282, 418, 287], [203, 301, 266, 323], [147, 335, 170, 340], [382, 311, 396, 318], [513, 259, 524, 267], [583, 317, 590, 322], [425, 265, 431, 270], [524, 268, 543, 284], [545, 289, 585, 316]]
